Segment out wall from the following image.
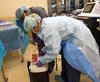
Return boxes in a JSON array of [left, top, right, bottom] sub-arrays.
[[0, 0, 48, 18]]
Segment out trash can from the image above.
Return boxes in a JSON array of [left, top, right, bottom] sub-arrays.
[[27, 61, 49, 82]]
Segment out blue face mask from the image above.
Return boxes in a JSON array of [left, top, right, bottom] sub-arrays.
[[15, 18, 28, 34]]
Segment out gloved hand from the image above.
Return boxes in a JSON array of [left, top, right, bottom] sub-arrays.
[[32, 39, 36, 46], [38, 51, 45, 57], [36, 60, 43, 67]]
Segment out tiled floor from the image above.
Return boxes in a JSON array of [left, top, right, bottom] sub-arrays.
[[0, 43, 99, 82]]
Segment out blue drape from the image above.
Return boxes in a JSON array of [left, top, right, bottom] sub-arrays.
[[0, 40, 7, 70], [61, 38, 99, 82]]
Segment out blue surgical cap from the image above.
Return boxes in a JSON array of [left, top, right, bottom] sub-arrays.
[[16, 6, 29, 19], [24, 16, 39, 32]]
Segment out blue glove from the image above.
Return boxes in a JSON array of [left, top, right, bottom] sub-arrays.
[[36, 60, 43, 67], [38, 51, 45, 57], [32, 40, 36, 46]]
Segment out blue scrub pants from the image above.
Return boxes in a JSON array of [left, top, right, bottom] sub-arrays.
[[61, 51, 81, 82]]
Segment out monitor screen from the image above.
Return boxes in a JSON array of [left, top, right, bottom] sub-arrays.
[[83, 3, 95, 13]]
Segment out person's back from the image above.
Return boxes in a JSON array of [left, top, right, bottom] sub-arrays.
[[41, 16, 99, 53], [40, 16, 100, 78], [42, 16, 88, 37]]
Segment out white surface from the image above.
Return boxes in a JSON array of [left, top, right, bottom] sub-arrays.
[[29, 57, 48, 73], [29, 62, 48, 73]]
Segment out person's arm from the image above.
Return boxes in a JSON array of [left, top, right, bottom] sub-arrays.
[[39, 29, 61, 64], [41, 47, 47, 53]]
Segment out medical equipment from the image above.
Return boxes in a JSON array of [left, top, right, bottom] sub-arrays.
[[78, 1, 100, 17], [76, 1, 100, 48]]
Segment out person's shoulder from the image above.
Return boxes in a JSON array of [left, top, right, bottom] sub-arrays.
[[32, 7, 44, 10], [42, 17, 50, 21]]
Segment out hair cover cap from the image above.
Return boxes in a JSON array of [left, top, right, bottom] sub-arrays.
[[24, 14, 41, 32], [16, 6, 28, 19]]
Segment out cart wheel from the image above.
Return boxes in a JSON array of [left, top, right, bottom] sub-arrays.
[[21, 59, 24, 63], [4, 77, 8, 82]]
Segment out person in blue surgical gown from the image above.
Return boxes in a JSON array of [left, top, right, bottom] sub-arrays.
[[24, 14, 100, 82]]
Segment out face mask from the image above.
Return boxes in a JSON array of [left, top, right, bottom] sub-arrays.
[[32, 30, 38, 34], [24, 12, 30, 18]]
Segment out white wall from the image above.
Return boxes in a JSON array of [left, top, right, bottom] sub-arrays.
[[0, 0, 48, 18]]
